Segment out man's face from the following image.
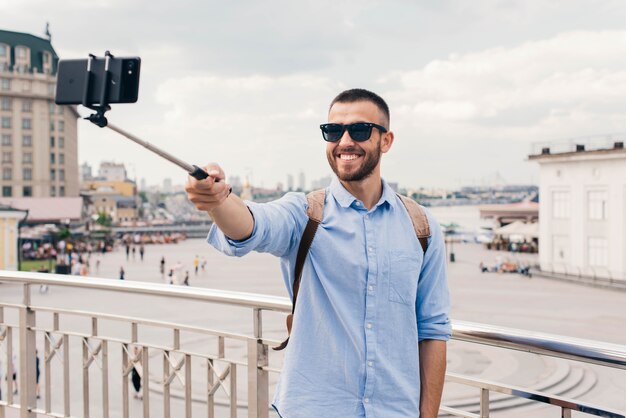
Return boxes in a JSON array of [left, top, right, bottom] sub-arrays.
[[326, 100, 392, 182]]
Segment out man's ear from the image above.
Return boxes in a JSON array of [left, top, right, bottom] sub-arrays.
[[381, 131, 394, 153]]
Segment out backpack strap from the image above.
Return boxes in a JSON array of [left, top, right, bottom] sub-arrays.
[[397, 194, 431, 254], [273, 189, 325, 351]]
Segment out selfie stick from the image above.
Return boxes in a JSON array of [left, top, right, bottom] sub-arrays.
[[81, 51, 211, 181]]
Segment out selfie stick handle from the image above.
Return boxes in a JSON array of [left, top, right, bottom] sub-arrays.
[[105, 123, 210, 180]]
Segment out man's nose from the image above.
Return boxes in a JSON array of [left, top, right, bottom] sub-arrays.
[[338, 129, 354, 145]]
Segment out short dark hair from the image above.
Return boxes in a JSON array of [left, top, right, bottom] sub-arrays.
[[329, 88, 390, 128]]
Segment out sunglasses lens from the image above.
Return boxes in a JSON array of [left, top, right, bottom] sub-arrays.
[[348, 123, 372, 142], [321, 124, 344, 142]]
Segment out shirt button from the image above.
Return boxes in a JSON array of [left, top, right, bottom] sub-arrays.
[[365, 214, 369, 219], [364, 398, 369, 404], [368, 361, 373, 367], [368, 285, 373, 292], [366, 323, 372, 329], [368, 247, 373, 252]]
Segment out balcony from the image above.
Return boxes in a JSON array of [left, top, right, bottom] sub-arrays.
[[0, 271, 625, 418]]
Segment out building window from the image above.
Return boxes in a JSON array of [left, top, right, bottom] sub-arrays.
[[1, 116, 10, 128], [1, 78, 10, 91], [59, 153, 65, 164], [1, 97, 11, 110], [0, 44, 6, 57], [2, 151, 11, 163], [22, 135, 32, 146], [58, 121, 64, 132], [58, 106, 64, 115], [50, 121, 54, 131], [23, 152, 32, 164], [23, 168, 32, 180], [1, 134, 10, 146], [59, 186, 65, 197], [59, 137, 65, 148], [50, 169, 56, 180], [588, 190, 608, 220], [16, 46, 28, 59], [588, 237, 608, 267], [50, 136, 55, 147], [59, 169, 65, 181], [48, 84, 55, 96], [2, 167, 12, 180], [43, 51, 52, 74], [21, 99, 32, 112], [50, 153, 55, 164], [22, 118, 32, 130], [48, 102, 55, 115], [2, 186, 11, 197], [50, 186, 56, 196], [23, 186, 32, 197], [552, 190, 570, 219]]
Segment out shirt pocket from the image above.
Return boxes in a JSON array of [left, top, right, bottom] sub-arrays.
[[388, 251, 420, 305]]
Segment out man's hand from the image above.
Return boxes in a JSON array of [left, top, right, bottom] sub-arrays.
[[185, 163, 254, 241], [185, 163, 231, 214]]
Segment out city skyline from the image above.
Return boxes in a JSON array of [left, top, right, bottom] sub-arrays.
[[2, 1, 626, 189]]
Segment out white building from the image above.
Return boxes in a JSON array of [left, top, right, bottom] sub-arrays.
[[530, 139, 626, 281], [98, 162, 127, 182]]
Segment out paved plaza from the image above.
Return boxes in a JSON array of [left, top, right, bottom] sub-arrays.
[[1, 239, 625, 417]]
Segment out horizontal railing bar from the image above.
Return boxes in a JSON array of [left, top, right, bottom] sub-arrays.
[[30, 305, 252, 341], [454, 320, 626, 370], [31, 407, 80, 418], [29, 328, 251, 367], [439, 405, 481, 418], [0, 302, 23, 309], [2, 272, 626, 372], [446, 372, 626, 418], [259, 366, 282, 373], [0, 272, 292, 311]]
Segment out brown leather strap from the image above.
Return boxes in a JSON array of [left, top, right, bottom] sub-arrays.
[[397, 194, 431, 253], [273, 189, 325, 351]]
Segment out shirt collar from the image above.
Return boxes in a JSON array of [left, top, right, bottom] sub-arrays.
[[329, 176, 398, 210]]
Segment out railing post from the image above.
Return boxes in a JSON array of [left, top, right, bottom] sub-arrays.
[[19, 284, 36, 418], [479, 388, 489, 418], [247, 309, 268, 418]]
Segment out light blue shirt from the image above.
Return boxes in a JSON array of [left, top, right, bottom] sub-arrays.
[[208, 177, 451, 418]]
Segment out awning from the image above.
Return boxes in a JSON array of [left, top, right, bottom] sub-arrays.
[[495, 220, 539, 238]]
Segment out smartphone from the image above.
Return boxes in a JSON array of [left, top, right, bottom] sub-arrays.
[[55, 56, 141, 105]]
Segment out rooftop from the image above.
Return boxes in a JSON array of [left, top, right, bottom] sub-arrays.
[[529, 134, 625, 161], [0, 197, 82, 223], [0, 29, 58, 75]]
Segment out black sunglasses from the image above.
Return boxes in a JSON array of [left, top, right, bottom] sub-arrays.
[[320, 122, 387, 142]]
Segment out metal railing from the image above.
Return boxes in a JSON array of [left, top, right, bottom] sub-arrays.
[[0, 271, 625, 418]]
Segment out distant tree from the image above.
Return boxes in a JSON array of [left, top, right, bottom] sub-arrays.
[[96, 212, 112, 227]]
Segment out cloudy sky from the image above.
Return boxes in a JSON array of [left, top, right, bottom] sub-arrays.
[[3, 0, 626, 189]]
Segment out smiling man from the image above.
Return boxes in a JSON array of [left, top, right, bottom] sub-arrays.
[[186, 89, 451, 418]]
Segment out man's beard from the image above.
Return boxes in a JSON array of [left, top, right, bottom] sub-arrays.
[[327, 139, 382, 182]]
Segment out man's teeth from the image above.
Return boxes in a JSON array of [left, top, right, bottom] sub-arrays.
[[340, 154, 359, 161]]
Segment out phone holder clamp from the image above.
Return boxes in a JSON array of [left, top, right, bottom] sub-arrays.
[[83, 51, 114, 128]]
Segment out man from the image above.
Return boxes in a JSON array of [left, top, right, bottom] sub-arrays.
[[186, 89, 451, 417]]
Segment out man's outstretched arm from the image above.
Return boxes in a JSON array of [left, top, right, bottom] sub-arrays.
[[185, 163, 253, 241], [419, 339, 447, 418]]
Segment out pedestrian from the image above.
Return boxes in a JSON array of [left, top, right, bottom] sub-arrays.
[[200, 257, 207, 273], [193, 255, 200, 275], [36, 350, 41, 399], [185, 89, 451, 418], [125, 243, 130, 260], [139, 244, 145, 261], [167, 268, 174, 284], [119, 266, 125, 280], [183, 271, 190, 286], [131, 246, 136, 260], [11, 354, 17, 395], [160, 256, 166, 278], [96, 257, 101, 273], [130, 346, 142, 399]]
